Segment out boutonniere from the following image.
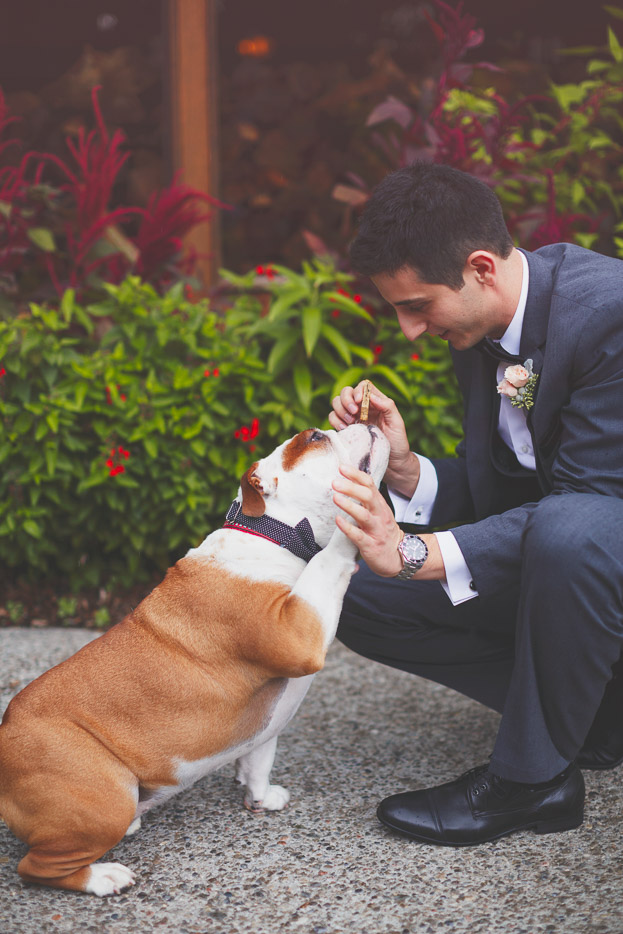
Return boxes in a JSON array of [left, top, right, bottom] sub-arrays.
[[496, 359, 539, 411]]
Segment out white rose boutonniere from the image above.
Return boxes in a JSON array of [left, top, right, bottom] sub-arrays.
[[496, 359, 539, 411]]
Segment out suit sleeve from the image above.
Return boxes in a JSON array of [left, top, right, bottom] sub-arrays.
[[451, 302, 623, 597]]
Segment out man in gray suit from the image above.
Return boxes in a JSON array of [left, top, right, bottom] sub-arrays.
[[329, 162, 623, 846]]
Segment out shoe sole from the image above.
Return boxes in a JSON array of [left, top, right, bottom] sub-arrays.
[[576, 753, 623, 771], [377, 810, 584, 847]]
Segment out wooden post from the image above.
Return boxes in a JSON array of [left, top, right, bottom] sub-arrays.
[[167, 0, 220, 287]]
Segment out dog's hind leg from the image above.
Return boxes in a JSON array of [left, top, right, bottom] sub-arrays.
[[13, 776, 138, 895], [0, 733, 139, 895], [14, 780, 138, 895], [235, 736, 290, 812]]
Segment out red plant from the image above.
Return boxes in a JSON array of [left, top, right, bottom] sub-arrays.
[[0, 85, 227, 306], [511, 171, 600, 251], [333, 0, 612, 257], [134, 175, 228, 283]]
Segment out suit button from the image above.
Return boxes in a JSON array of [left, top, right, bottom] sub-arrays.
[[469, 580, 476, 590]]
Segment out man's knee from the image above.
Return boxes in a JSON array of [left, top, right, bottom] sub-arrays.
[[524, 493, 623, 573]]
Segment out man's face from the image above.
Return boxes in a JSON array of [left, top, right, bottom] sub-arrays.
[[371, 261, 507, 351]]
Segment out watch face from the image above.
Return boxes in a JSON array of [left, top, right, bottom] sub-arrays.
[[401, 535, 427, 563]]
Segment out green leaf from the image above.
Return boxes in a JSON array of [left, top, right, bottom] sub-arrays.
[[320, 323, 352, 365], [604, 5, 623, 19], [143, 437, 158, 458], [27, 228, 56, 252], [35, 421, 48, 441], [23, 520, 42, 539], [0, 200, 11, 219], [325, 293, 374, 322], [302, 306, 322, 357], [45, 445, 57, 477], [331, 367, 366, 398], [293, 362, 312, 410], [371, 364, 412, 401], [267, 333, 299, 374], [609, 26, 623, 62], [46, 411, 59, 433], [268, 287, 309, 322]]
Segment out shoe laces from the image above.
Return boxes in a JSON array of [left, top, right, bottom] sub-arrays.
[[465, 765, 515, 799]]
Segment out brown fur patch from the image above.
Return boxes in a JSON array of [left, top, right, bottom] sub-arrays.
[[282, 429, 330, 472]]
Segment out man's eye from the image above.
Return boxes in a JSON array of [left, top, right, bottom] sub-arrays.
[[310, 431, 324, 442]]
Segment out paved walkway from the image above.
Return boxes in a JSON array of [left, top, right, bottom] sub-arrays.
[[0, 628, 621, 934]]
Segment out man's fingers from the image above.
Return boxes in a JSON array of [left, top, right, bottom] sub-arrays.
[[335, 513, 365, 544], [333, 491, 371, 527]]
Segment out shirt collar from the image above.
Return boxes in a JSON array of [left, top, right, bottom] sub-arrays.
[[494, 251, 529, 357]]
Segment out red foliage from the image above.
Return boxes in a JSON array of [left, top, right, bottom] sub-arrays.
[[0, 85, 226, 305], [347, 0, 599, 255]]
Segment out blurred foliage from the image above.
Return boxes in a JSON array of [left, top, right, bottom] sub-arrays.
[[335, 2, 623, 259], [0, 264, 461, 590]]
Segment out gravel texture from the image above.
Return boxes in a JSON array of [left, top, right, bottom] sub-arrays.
[[0, 627, 621, 934]]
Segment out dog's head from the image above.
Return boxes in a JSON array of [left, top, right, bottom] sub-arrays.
[[237, 424, 390, 548]]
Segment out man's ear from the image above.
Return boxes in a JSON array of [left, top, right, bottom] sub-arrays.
[[240, 462, 277, 517]]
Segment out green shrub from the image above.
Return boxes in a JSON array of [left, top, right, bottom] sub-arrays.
[[1, 266, 462, 590], [222, 259, 462, 454]]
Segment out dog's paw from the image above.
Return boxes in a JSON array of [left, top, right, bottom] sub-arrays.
[[125, 817, 142, 837], [263, 784, 290, 810], [85, 862, 136, 897], [244, 784, 290, 812]]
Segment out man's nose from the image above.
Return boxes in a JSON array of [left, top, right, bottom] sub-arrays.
[[397, 312, 427, 341]]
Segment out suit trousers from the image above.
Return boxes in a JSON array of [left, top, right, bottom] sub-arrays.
[[337, 493, 623, 783]]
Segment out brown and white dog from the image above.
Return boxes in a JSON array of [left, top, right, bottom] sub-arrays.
[[0, 424, 389, 896]]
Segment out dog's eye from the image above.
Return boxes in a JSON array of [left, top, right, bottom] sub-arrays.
[[310, 430, 324, 442]]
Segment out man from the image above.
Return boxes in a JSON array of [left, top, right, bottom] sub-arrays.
[[328, 162, 623, 847]]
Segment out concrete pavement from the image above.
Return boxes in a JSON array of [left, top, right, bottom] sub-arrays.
[[0, 627, 621, 934]]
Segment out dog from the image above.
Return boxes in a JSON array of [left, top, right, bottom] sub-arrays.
[[0, 424, 389, 896]]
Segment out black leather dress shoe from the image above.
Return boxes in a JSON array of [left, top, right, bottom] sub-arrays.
[[377, 763, 584, 846], [577, 662, 623, 770]]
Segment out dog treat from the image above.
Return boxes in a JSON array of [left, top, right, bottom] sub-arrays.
[[359, 380, 371, 423]]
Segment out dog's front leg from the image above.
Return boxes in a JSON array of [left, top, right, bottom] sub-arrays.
[[290, 525, 359, 651], [235, 736, 290, 812]]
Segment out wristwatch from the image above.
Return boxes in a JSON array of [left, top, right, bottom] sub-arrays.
[[395, 533, 428, 580]]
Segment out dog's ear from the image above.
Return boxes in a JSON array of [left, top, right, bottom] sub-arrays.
[[240, 463, 267, 517]]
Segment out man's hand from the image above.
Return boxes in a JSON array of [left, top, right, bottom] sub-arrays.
[[329, 380, 420, 498], [332, 463, 445, 581]]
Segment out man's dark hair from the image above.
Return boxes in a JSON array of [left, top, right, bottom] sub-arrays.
[[349, 163, 514, 290]]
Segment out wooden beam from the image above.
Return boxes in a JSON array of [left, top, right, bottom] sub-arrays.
[[167, 0, 220, 287]]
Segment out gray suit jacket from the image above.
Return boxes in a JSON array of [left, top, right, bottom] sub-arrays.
[[427, 243, 623, 597]]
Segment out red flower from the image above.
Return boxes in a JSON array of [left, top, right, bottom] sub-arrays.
[[0, 367, 5, 377], [236, 417, 260, 442], [256, 265, 265, 275], [265, 266, 276, 279], [106, 445, 130, 477], [411, 353, 420, 360], [204, 369, 211, 377], [337, 287, 349, 296], [353, 294, 362, 303], [213, 368, 220, 377], [249, 444, 256, 452], [331, 309, 340, 318]]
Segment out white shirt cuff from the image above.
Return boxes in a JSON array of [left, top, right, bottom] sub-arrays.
[[435, 531, 479, 605], [387, 454, 438, 525]]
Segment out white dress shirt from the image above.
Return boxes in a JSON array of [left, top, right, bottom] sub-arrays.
[[389, 251, 534, 604]]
